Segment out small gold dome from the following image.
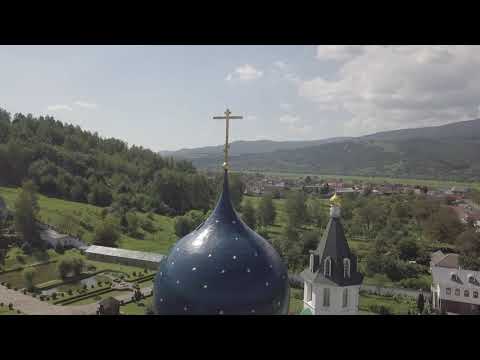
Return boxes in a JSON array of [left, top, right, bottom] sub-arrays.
[[329, 192, 342, 207]]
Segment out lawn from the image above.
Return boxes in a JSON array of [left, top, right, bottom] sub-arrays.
[[120, 297, 153, 315], [1, 247, 59, 271], [359, 293, 417, 315], [0, 186, 178, 254], [0, 306, 21, 315], [0, 261, 60, 289]]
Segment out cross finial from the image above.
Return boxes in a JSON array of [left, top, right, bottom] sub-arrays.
[[213, 109, 243, 171]]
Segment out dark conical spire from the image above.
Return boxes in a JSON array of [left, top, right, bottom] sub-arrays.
[[300, 200, 363, 286], [210, 169, 237, 223]]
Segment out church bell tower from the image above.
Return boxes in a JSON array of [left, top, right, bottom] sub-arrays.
[[300, 193, 363, 315]]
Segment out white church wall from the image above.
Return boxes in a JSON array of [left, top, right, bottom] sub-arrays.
[[310, 284, 360, 315]]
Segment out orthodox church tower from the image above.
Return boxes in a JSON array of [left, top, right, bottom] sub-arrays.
[[300, 193, 363, 315], [153, 109, 290, 315]]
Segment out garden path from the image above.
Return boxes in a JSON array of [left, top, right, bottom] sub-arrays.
[[0, 285, 97, 315]]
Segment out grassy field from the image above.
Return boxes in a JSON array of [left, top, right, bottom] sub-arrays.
[[241, 170, 480, 190], [2, 247, 59, 271], [120, 297, 153, 315], [0, 306, 21, 315], [0, 186, 178, 254], [359, 293, 417, 314]]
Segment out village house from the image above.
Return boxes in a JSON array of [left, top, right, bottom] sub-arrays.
[[430, 251, 480, 315]]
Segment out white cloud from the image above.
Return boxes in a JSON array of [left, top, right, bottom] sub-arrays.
[[47, 104, 72, 111], [279, 114, 300, 124], [278, 114, 311, 137], [289, 124, 312, 136], [284, 72, 300, 84], [226, 64, 263, 81], [74, 101, 98, 109], [300, 45, 480, 134], [316, 45, 365, 61]]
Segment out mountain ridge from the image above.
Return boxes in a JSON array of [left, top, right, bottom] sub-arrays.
[[165, 118, 480, 181]]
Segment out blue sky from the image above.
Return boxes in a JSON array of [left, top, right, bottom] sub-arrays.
[[1, 45, 480, 151]]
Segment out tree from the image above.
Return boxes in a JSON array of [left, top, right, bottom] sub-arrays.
[[285, 191, 307, 228], [57, 255, 85, 278], [88, 182, 113, 207], [417, 292, 425, 314], [174, 215, 194, 238], [308, 198, 327, 229], [301, 231, 319, 254], [125, 211, 140, 236], [14, 181, 39, 244], [278, 225, 304, 271], [423, 207, 464, 244], [398, 238, 419, 261], [456, 230, 480, 270], [57, 257, 71, 279], [71, 257, 84, 276], [23, 267, 36, 290], [258, 195, 276, 227], [242, 199, 257, 229], [93, 216, 120, 247]]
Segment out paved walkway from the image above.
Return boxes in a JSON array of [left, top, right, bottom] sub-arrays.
[[0, 285, 153, 315], [0, 285, 98, 315]]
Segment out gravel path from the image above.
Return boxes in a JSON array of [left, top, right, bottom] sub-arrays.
[[0, 285, 98, 315]]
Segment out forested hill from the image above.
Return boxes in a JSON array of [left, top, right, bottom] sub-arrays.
[[0, 107, 225, 215], [181, 119, 480, 182]]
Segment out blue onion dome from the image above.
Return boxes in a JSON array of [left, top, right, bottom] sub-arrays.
[[153, 170, 290, 315]]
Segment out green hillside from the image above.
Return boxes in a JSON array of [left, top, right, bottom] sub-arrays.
[[0, 186, 178, 254]]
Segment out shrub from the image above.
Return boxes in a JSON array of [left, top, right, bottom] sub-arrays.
[[133, 272, 137, 277], [52, 293, 57, 300], [6, 282, 11, 289], [0, 302, 3, 307], [23, 267, 37, 290], [369, 304, 392, 315], [8, 303, 13, 309], [398, 277, 431, 291]]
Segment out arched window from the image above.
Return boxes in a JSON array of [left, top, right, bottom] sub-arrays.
[[309, 254, 314, 272], [324, 257, 331, 277], [343, 258, 351, 279], [342, 288, 348, 308]]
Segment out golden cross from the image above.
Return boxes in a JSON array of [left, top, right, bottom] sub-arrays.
[[213, 108, 243, 170]]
